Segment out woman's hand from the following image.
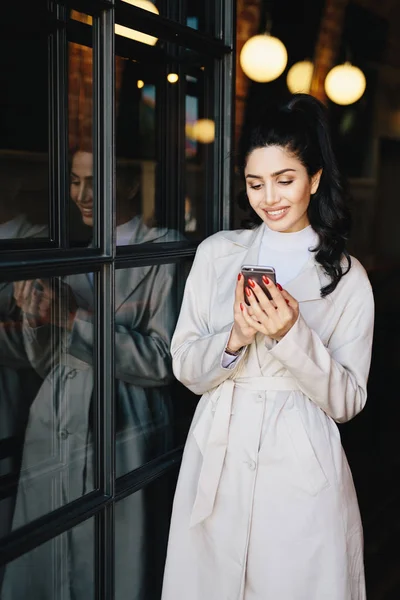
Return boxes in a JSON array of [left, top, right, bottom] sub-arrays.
[[14, 279, 77, 330], [226, 273, 259, 352], [242, 276, 299, 341]]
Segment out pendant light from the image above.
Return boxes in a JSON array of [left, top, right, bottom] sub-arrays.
[[115, 0, 159, 46], [192, 119, 215, 144], [239, 15, 287, 83], [324, 62, 366, 106], [286, 60, 314, 94]]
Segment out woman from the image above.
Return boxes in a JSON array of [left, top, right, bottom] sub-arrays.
[[3, 151, 179, 599], [162, 94, 374, 600]]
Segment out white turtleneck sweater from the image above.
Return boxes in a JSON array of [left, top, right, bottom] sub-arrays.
[[257, 224, 319, 286], [223, 224, 320, 367]]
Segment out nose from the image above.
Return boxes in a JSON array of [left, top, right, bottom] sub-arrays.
[[263, 181, 278, 206], [78, 182, 93, 204]]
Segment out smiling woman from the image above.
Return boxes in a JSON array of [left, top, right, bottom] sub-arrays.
[[161, 94, 374, 600]]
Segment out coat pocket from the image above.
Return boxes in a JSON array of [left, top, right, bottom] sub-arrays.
[[283, 409, 329, 496]]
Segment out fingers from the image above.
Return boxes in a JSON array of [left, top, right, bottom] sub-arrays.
[[259, 279, 288, 312], [235, 273, 245, 306], [245, 279, 277, 319], [14, 280, 35, 309], [240, 300, 264, 333], [13, 281, 24, 306], [233, 274, 259, 342], [280, 288, 298, 311]]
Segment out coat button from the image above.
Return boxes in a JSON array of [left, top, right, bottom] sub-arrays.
[[59, 429, 69, 440], [248, 460, 256, 471], [257, 393, 263, 402], [67, 369, 77, 379]]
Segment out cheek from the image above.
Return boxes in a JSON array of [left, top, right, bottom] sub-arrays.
[[290, 184, 311, 208], [247, 190, 261, 210]]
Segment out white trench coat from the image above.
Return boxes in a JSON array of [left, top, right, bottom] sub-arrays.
[[162, 225, 374, 600]]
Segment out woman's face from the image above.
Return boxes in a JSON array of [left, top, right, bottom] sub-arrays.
[[245, 145, 321, 233], [70, 151, 94, 227]]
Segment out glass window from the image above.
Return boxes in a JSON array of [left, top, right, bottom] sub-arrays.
[[115, 467, 179, 600], [186, 0, 218, 37], [0, 272, 97, 534], [114, 261, 190, 477], [0, 0, 232, 595], [2, 517, 94, 599], [115, 52, 158, 237], [185, 59, 213, 240], [68, 13, 95, 248], [0, 5, 49, 245]]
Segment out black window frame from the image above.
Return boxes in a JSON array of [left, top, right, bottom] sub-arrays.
[[0, 1, 235, 597]]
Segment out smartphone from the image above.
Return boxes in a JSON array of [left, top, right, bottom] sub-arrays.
[[241, 265, 276, 304]]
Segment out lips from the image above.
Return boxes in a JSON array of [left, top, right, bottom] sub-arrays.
[[263, 207, 290, 220], [78, 206, 93, 216]]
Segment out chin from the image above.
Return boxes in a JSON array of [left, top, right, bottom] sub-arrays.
[[259, 212, 309, 234], [82, 216, 94, 228]]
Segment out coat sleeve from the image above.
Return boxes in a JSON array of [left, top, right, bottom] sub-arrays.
[[21, 321, 63, 378], [171, 243, 247, 395], [0, 318, 35, 370], [67, 263, 176, 387], [269, 276, 374, 423]]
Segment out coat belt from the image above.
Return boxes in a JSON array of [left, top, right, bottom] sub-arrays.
[[190, 376, 300, 528]]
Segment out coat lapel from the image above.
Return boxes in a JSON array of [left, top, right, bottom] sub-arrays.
[[240, 225, 265, 267], [66, 273, 94, 309], [284, 258, 322, 302], [114, 217, 163, 312], [115, 265, 152, 313]]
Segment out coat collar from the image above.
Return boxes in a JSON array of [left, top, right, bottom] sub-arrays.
[[114, 218, 181, 311], [223, 225, 323, 303]]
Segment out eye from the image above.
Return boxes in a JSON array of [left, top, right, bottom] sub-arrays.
[[249, 184, 262, 190], [278, 180, 293, 186], [70, 179, 80, 186]]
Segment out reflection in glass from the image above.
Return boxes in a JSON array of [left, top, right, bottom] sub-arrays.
[[186, 0, 216, 37], [0, 274, 95, 596], [116, 53, 157, 232], [115, 468, 178, 600], [0, 279, 43, 551], [1, 274, 95, 534], [115, 261, 179, 479], [3, 517, 94, 599], [68, 38, 95, 247], [0, 6, 49, 243], [185, 68, 212, 239]]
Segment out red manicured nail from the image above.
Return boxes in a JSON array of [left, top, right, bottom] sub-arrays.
[[245, 287, 252, 297], [285, 299, 290, 305], [238, 273, 242, 281], [240, 303, 244, 311], [277, 283, 283, 291], [248, 278, 255, 288], [262, 275, 269, 285]]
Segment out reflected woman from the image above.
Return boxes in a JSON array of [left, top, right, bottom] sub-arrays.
[[0, 160, 47, 590], [3, 150, 179, 599]]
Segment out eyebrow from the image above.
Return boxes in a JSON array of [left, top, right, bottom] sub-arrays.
[[70, 172, 93, 179], [245, 168, 297, 179]]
